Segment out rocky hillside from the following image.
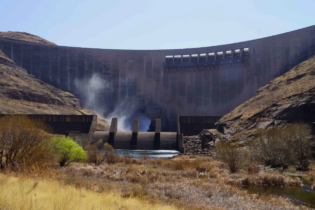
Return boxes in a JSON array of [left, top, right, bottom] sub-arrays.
[[0, 51, 81, 114], [0, 49, 108, 130], [0, 32, 56, 45], [214, 55, 315, 142], [0, 32, 109, 130], [0, 49, 15, 65]]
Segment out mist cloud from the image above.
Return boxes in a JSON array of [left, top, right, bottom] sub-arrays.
[[75, 74, 151, 132]]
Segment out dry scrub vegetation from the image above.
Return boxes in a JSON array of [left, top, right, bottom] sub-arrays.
[[0, 149, 307, 209], [0, 115, 52, 170], [55, 155, 306, 210], [0, 116, 312, 209], [0, 174, 176, 210]]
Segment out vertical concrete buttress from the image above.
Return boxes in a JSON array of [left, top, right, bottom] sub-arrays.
[[177, 116, 184, 153], [154, 118, 161, 150], [130, 118, 139, 149], [108, 118, 118, 146]]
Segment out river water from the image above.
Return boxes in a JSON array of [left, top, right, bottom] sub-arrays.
[[116, 149, 180, 159], [243, 180, 315, 208]]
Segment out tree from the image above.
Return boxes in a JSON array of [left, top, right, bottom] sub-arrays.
[[248, 127, 293, 169], [248, 123, 312, 171], [286, 124, 312, 170], [50, 136, 87, 166], [0, 115, 52, 170], [216, 141, 245, 173]]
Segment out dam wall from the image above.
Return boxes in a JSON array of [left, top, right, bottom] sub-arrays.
[[1, 25, 315, 131]]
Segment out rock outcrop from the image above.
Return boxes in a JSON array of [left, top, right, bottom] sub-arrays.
[[184, 136, 215, 156], [214, 55, 315, 142], [0, 62, 80, 110], [183, 129, 220, 156], [0, 50, 108, 131], [0, 32, 109, 131]]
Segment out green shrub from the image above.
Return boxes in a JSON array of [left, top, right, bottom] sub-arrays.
[[50, 136, 87, 166]]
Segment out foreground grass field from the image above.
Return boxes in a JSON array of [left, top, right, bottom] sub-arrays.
[[0, 174, 176, 210], [0, 155, 313, 210], [57, 155, 310, 210]]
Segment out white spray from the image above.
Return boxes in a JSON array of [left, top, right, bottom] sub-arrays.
[[75, 74, 151, 131]]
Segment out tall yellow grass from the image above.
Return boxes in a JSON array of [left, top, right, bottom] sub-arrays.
[[0, 174, 176, 210]]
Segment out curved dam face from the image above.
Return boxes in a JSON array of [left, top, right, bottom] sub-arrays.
[[1, 25, 315, 131]]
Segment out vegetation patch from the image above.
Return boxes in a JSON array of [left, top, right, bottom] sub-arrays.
[[0, 174, 176, 210]]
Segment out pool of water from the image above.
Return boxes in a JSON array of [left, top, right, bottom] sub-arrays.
[[243, 181, 315, 208], [116, 149, 180, 159]]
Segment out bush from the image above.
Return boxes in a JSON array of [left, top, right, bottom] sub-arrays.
[[103, 143, 118, 164], [248, 127, 291, 169], [86, 139, 105, 165], [50, 136, 87, 166], [248, 123, 312, 170], [287, 124, 313, 170], [86, 141, 117, 165], [0, 115, 52, 170], [216, 141, 245, 173]]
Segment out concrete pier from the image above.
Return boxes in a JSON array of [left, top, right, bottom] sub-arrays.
[[93, 118, 179, 150], [154, 118, 161, 150], [130, 118, 139, 149], [108, 118, 117, 146], [93, 131, 177, 150]]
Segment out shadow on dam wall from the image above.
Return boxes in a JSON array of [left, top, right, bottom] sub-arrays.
[[1, 25, 315, 131]]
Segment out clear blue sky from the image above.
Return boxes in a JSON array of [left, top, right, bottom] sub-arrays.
[[0, 0, 314, 50]]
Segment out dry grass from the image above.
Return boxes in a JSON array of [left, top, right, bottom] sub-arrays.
[[237, 171, 302, 187], [55, 156, 308, 210], [0, 63, 83, 116], [0, 31, 56, 45], [0, 173, 176, 210], [0, 49, 15, 65], [0, 155, 309, 209]]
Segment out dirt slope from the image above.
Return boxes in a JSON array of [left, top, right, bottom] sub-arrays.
[[0, 33, 109, 130], [0, 49, 15, 65], [0, 32, 56, 45], [0, 54, 108, 130], [0, 63, 80, 109], [0, 60, 81, 114], [216, 55, 315, 141]]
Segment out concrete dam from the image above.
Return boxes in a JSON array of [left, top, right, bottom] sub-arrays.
[[1, 25, 315, 132]]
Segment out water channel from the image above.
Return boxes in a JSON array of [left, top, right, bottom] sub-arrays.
[[243, 180, 315, 208], [116, 149, 180, 159]]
